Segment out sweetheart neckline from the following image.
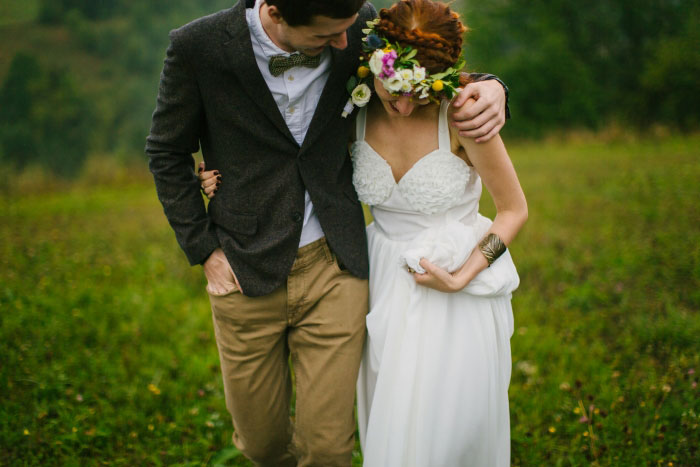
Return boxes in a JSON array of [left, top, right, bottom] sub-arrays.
[[354, 140, 470, 185]]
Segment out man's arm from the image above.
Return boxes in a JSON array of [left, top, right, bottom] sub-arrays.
[[146, 32, 220, 266], [451, 73, 510, 143]]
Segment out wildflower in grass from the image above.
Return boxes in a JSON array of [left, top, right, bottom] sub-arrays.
[[573, 407, 581, 414], [559, 382, 571, 391], [23, 429, 29, 436], [72, 427, 78, 433], [148, 383, 161, 395], [129, 431, 138, 438], [640, 401, 646, 407], [583, 431, 589, 437], [548, 426, 556, 433], [148, 424, 154, 431], [579, 416, 589, 424], [689, 368, 695, 375], [75, 394, 83, 402], [662, 384, 671, 393]]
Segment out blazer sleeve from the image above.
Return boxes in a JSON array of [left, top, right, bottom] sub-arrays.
[[145, 31, 220, 266]]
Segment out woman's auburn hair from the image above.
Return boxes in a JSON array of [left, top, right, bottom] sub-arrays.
[[375, 0, 467, 74]]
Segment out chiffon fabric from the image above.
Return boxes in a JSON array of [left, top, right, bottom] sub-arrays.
[[352, 101, 519, 466]]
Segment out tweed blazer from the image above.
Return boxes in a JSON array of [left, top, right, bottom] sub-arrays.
[[146, 0, 376, 296]]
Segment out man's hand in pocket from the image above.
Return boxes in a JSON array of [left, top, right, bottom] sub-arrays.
[[203, 248, 241, 295]]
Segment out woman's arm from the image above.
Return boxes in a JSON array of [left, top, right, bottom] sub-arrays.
[[413, 127, 527, 293]]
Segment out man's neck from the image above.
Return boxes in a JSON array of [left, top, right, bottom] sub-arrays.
[[259, 2, 295, 53]]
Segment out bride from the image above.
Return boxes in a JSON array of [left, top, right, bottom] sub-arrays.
[[350, 1, 526, 465], [201, 1, 526, 464]]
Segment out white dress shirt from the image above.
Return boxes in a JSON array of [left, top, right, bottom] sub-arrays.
[[246, 0, 327, 247]]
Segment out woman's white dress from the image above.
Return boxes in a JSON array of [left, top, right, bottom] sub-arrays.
[[353, 101, 519, 467]]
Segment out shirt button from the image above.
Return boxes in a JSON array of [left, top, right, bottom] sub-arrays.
[[288, 106, 296, 114], [292, 212, 303, 223], [288, 75, 295, 81]]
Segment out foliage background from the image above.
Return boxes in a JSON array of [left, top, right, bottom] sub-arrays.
[[1, 0, 699, 465]]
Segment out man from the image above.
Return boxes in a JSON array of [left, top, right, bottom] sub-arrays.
[[146, 0, 508, 465]]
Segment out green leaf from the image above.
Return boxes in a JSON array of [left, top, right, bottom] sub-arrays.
[[405, 49, 417, 60], [346, 76, 358, 94]]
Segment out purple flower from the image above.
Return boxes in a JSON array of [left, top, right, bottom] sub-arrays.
[[380, 50, 398, 79]]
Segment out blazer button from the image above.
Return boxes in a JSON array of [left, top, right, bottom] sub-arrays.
[[292, 212, 303, 223]]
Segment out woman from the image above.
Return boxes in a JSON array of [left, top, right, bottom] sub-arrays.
[[201, 1, 526, 464]]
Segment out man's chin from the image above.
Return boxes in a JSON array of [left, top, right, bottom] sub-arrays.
[[300, 46, 326, 56]]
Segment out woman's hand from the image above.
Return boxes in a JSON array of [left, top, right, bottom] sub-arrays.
[[412, 258, 469, 293], [197, 161, 220, 199]]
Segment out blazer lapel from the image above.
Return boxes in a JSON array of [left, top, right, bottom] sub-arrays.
[[299, 45, 355, 154], [222, 1, 297, 145]]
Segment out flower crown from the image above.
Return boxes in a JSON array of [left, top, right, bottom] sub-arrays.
[[342, 18, 465, 118]]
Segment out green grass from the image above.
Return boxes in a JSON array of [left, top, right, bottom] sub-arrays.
[[1, 135, 699, 465]]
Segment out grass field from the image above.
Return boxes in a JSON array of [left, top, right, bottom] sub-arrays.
[[1, 135, 699, 465]]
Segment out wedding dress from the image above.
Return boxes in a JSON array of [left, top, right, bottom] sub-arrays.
[[353, 101, 519, 466]]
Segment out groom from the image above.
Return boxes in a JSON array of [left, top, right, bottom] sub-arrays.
[[146, 0, 508, 465]]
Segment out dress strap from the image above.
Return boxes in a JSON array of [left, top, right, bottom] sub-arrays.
[[438, 99, 451, 151], [356, 106, 368, 142]]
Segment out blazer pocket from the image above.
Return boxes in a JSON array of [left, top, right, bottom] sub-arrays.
[[212, 210, 257, 236]]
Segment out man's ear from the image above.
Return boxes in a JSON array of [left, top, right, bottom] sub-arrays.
[[266, 5, 286, 25]]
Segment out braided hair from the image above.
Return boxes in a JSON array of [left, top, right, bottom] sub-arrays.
[[375, 0, 467, 74]]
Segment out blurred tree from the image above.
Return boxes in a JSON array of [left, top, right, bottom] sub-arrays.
[[0, 52, 93, 176], [464, 0, 700, 136], [39, 0, 119, 23]]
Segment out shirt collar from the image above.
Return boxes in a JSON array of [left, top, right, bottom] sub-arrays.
[[247, 0, 290, 58]]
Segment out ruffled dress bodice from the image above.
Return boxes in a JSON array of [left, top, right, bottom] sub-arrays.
[[350, 101, 519, 296]]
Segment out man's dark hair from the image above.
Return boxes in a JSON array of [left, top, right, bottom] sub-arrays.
[[267, 0, 366, 26]]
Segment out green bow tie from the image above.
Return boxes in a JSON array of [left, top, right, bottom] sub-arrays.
[[268, 53, 322, 77]]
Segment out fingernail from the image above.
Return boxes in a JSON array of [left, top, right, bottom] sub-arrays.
[[217, 175, 222, 181], [214, 171, 220, 175], [214, 188, 219, 193], [216, 181, 221, 186]]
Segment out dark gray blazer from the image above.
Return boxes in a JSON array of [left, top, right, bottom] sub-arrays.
[[146, 0, 375, 296]]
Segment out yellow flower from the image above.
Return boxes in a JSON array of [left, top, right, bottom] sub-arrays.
[[23, 429, 29, 436], [357, 66, 370, 78], [583, 431, 589, 437], [383, 46, 393, 53], [573, 407, 581, 414], [72, 427, 78, 433], [548, 426, 556, 433], [432, 80, 444, 92], [148, 424, 154, 431], [148, 384, 161, 395]]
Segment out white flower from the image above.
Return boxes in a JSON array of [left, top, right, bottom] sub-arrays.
[[399, 68, 413, 82], [368, 50, 385, 76], [416, 83, 430, 99], [400, 80, 413, 93], [413, 66, 426, 82], [351, 84, 372, 107], [383, 75, 403, 93]]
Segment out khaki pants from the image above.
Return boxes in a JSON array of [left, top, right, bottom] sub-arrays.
[[208, 238, 369, 466]]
